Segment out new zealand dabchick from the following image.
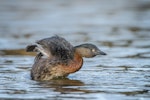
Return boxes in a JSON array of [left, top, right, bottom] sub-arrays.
[[26, 36, 106, 81]]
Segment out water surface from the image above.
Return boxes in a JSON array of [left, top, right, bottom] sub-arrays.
[[0, 0, 150, 100]]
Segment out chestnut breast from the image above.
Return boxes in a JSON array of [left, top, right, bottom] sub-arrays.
[[50, 52, 83, 77]]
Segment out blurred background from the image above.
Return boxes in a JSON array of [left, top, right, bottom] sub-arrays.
[[0, 0, 150, 49], [0, 0, 150, 100]]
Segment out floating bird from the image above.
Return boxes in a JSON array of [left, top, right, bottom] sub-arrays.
[[26, 36, 106, 81]]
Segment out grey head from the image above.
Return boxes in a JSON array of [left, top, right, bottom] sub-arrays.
[[74, 43, 106, 58]]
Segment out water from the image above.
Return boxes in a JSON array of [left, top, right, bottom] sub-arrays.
[[0, 0, 150, 100]]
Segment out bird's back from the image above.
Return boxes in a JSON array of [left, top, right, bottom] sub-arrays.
[[38, 36, 74, 61], [27, 36, 75, 63]]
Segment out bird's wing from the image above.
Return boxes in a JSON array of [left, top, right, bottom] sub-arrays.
[[26, 36, 74, 61]]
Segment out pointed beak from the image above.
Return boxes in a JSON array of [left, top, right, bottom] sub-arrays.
[[96, 50, 107, 55]]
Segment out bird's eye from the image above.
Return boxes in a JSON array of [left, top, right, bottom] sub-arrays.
[[92, 49, 95, 52]]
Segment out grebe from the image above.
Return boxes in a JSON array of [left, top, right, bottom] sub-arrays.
[[26, 36, 106, 81]]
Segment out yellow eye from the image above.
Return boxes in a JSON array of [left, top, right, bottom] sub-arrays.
[[92, 49, 95, 52]]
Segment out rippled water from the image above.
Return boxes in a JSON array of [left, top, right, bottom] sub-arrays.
[[0, 0, 150, 100]]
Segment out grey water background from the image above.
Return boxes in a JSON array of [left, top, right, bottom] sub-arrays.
[[0, 0, 150, 100]]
